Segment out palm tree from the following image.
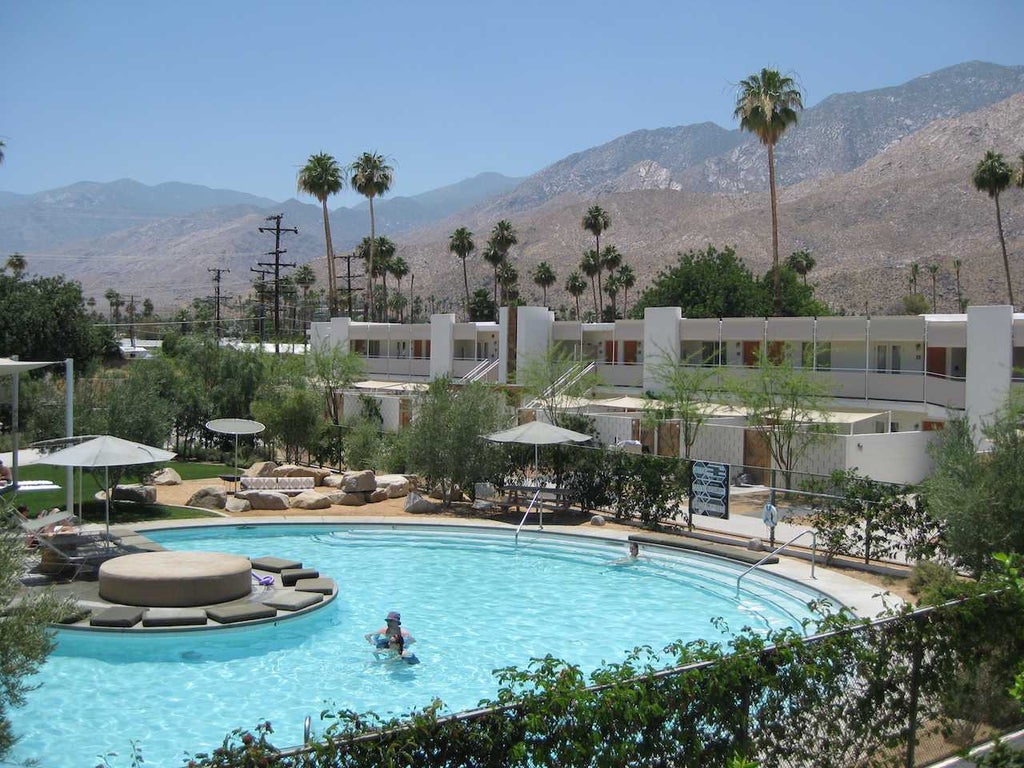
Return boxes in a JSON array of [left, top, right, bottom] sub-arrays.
[[496, 261, 519, 305], [953, 258, 964, 312], [604, 273, 622, 319], [482, 242, 504, 305], [617, 264, 636, 317], [372, 236, 396, 319], [6, 252, 26, 278], [734, 68, 804, 315], [972, 150, 1015, 307], [487, 220, 518, 305], [926, 263, 940, 311], [580, 249, 602, 318], [600, 246, 622, 318], [785, 250, 815, 285], [582, 205, 611, 304], [532, 262, 556, 306], [350, 152, 394, 319], [389, 256, 409, 322], [448, 227, 475, 317], [297, 152, 344, 314], [0, 140, 5, 165], [566, 271, 587, 320], [104, 289, 122, 323], [909, 263, 920, 295]]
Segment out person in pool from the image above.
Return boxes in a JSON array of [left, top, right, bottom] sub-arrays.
[[382, 632, 420, 665], [365, 611, 415, 649]]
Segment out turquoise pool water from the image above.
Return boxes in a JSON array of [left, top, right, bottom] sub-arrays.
[[11, 524, 832, 767]]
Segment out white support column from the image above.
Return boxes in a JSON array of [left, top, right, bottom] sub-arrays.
[[643, 306, 683, 392], [966, 305, 1013, 446], [429, 314, 455, 380]]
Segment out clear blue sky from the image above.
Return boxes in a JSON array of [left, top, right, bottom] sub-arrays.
[[2, 0, 1021, 206]]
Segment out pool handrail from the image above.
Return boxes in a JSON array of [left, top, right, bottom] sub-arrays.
[[735, 529, 817, 597], [514, 488, 545, 545]]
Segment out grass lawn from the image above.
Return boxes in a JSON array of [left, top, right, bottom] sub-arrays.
[[10, 460, 226, 523]]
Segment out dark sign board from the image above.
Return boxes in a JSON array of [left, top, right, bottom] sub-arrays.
[[690, 460, 730, 519]]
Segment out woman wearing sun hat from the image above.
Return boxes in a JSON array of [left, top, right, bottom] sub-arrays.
[[365, 610, 415, 648]]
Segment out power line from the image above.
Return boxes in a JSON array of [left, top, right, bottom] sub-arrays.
[[207, 268, 231, 340], [257, 214, 297, 354]]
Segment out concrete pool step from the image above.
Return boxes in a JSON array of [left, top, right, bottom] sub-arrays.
[[629, 532, 779, 566]]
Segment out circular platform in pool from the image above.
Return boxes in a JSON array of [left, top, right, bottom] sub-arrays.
[[98, 551, 251, 607]]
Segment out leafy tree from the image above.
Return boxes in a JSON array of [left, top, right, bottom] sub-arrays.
[[448, 227, 475, 317], [404, 377, 507, 506], [0, 273, 111, 368], [518, 347, 602, 428], [785, 249, 815, 285], [105, 361, 176, 447], [253, 384, 321, 463], [297, 152, 344, 313], [649, 351, 719, 462], [922, 401, 1024, 576], [727, 348, 833, 490], [580, 248, 602, 318], [0, 528, 71, 757], [901, 293, 930, 315], [532, 261, 556, 306], [582, 205, 611, 305], [734, 68, 804, 315], [350, 152, 394, 319], [468, 287, 497, 321], [633, 245, 763, 318], [306, 342, 364, 426], [5, 253, 26, 278], [972, 150, 1015, 306], [565, 270, 587, 320]]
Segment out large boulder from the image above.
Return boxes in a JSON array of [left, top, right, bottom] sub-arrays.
[[112, 484, 157, 504], [289, 490, 332, 510], [404, 492, 442, 514], [368, 488, 389, 504], [321, 474, 345, 489], [342, 470, 377, 493], [326, 491, 366, 506], [244, 461, 277, 477], [235, 489, 290, 510], [148, 468, 182, 486], [187, 486, 228, 510], [225, 496, 251, 514], [377, 474, 411, 498], [273, 465, 332, 485]]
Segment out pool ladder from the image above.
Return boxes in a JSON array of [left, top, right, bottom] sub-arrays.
[[735, 529, 817, 597], [303, 715, 312, 744], [513, 488, 546, 545]]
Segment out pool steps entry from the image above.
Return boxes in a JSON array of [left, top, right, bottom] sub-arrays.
[[736, 529, 818, 597]]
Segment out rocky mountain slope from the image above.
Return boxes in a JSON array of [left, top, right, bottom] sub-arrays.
[[0, 61, 1021, 314]]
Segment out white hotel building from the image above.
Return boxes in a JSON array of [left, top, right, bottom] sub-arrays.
[[310, 305, 1021, 486]]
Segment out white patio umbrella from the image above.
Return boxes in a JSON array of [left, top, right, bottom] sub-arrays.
[[35, 435, 176, 542], [205, 418, 265, 492], [484, 420, 593, 478]]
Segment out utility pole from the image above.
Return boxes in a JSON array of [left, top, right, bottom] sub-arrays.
[[336, 250, 366, 319], [207, 268, 231, 341], [127, 294, 137, 347], [257, 214, 298, 354], [250, 267, 273, 348]]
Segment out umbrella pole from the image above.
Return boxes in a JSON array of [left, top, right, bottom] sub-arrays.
[[104, 465, 110, 547], [234, 433, 239, 494]]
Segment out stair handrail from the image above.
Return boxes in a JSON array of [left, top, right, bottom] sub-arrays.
[[514, 488, 545, 545], [735, 529, 817, 597]]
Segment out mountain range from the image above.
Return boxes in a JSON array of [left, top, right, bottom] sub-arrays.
[[1, 60, 1022, 315]]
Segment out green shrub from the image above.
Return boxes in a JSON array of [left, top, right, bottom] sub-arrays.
[[343, 418, 382, 471]]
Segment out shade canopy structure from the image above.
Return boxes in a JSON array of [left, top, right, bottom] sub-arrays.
[[0, 357, 57, 490], [205, 418, 265, 492], [484, 421, 593, 480], [35, 436, 176, 541]]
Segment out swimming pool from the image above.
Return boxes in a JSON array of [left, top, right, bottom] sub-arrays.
[[11, 524, 835, 767]]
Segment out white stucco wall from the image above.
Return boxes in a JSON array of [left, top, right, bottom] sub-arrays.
[[429, 314, 455, 380], [643, 307, 682, 392], [842, 430, 936, 484], [966, 305, 1013, 443]]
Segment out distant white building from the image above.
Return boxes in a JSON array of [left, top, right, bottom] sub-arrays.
[[309, 305, 1020, 485]]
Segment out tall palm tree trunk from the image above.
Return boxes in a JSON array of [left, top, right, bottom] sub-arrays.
[[768, 144, 781, 315], [995, 196, 1015, 307], [462, 261, 470, 317], [575, 295, 581, 320], [368, 198, 377, 320], [321, 199, 336, 314], [493, 268, 499, 306], [590, 277, 599, 319]]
